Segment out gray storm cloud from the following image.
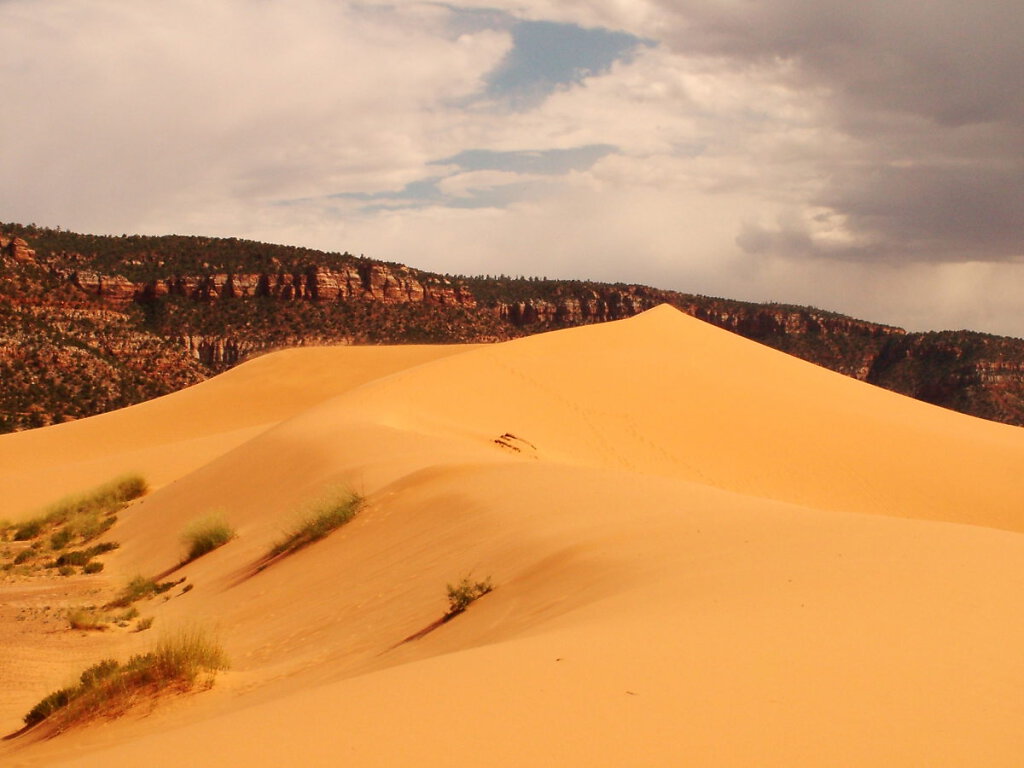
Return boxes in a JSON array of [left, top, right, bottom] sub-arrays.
[[654, 0, 1024, 262]]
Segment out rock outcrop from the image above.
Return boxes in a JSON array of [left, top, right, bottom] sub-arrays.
[[0, 235, 36, 265]]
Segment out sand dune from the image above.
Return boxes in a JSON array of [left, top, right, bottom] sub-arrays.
[[0, 344, 476, 518], [3, 305, 1023, 767]]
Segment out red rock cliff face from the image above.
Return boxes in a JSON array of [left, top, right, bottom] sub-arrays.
[[71, 263, 477, 309], [494, 291, 650, 325]]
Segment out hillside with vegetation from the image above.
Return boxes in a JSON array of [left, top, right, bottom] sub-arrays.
[[3, 221, 1024, 432]]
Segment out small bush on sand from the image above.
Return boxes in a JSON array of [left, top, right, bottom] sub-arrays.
[[181, 514, 236, 561], [267, 490, 364, 560], [13, 549, 34, 565], [23, 627, 227, 729], [50, 528, 73, 550], [85, 541, 119, 557], [52, 542, 117, 573], [67, 606, 108, 631], [445, 576, 494, 616], [14, 520, 42, 541], [55, 550, 91, 567], [135, 616, 154, 632], [109, 576, 178, 607]]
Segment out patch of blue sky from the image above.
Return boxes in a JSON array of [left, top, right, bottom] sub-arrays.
[[435, 144, 617, 175], [482, 19, 651, 108]]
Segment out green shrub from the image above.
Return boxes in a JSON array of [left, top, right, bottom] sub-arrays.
[[110, 575, 180, 607], [78, 659, 120, 688], [13, 549, 34, 564], [181, 514, 236, 561], [24, 687, 74, 727], [50, 528, 73, 550], [85, 541, 118, 557], [83, 561, 104, 574], [267, 490, 363, 560], [23, 627, 227, 729], [445, 576, 493, 616], [116, 607, 140, 621], [72, 514, 117, 543], [151, 627, 228, 679], [14, 520, 42, 541], [135, 616, 154, 632], [58, 565, 75, 577], [112, 576, 158, 605], [56, 550, 91, 567]]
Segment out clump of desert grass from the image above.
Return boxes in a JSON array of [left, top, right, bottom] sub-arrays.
[[23, 626, 227, 731], [66, 604, 139, 631], [4, 475, 145, 577], [111, 575, 181, 606], [107, 575, 182, 608], [181, 513, 236, 562], [398, 575, 497, 645], [16, 474, 147, 542], [66, 605, 109, 631], [445, 576, 494, 617], [265, 489, 364, 561]]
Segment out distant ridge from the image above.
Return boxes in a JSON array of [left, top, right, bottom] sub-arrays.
[[3, 221, 1024, 432]]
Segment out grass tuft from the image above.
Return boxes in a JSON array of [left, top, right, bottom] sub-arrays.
[[67, 606, 108, 631], [49, 528, 73, 550], [14, 520, 43, 541], [114, 607, 139, 623], [181, 514, 236, 561], [43, 474, 147, 527], [10, 474, 146, 551], [109, 575, 178, 607], [23, 627, 227, 729], [445, 576, 494, 616], [267, 490, 363, 560], [13, 549, 34, 565]]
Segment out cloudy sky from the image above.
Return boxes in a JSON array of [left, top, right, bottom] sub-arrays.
[[2, 0, 1022, 335]]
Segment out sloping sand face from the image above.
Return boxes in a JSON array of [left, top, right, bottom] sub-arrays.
[[2, 305, 1023, 767], [0, 344, 477, 518]]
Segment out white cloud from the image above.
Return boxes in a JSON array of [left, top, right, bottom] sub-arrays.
[[0, 0, 510, 229]]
